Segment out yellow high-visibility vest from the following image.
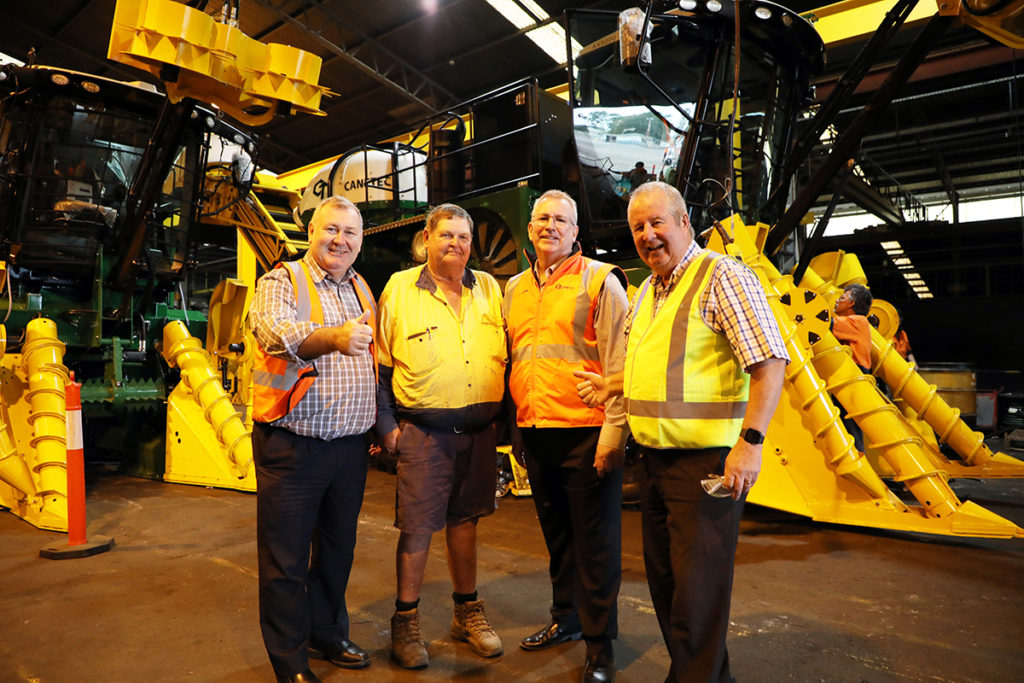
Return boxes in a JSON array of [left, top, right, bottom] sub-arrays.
[[625, 252, 748, 449]]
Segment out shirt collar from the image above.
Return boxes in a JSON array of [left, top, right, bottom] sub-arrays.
[[527, 242, 582, 281], [415, 264, 477, 293], [302, 253, 355, 285], [651, 241, 703, 293]]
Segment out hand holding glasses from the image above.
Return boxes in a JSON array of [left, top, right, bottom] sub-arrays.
[[700, 474, 734, 498]]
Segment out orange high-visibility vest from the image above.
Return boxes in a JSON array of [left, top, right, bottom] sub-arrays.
[[504, 251, 624, 428], [252, 260, 377, 424]]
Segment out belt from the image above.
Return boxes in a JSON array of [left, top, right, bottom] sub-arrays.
[[399, 417, 490, 435]]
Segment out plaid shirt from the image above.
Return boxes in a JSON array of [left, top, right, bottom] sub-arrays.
[[626, 241, 789, 370], [250, 254, 376, 439]]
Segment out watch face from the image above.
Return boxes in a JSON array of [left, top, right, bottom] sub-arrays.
[[743, 428, 764, 445]]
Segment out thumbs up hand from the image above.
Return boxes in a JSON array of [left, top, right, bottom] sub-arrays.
[[573, 369, 608, 408], [337, 309, 373, 356]]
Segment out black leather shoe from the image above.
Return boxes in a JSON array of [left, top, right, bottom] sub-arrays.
[[519, 620, 583, 651], [582, 652, 615, 682], [309, 639, 371, 669], [275, 669, 322, 683]]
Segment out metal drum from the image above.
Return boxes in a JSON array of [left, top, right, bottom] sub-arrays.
[[917, 363, 977, 418]]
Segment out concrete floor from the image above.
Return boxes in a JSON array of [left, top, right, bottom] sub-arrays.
[[1, 457, 1022, 683]]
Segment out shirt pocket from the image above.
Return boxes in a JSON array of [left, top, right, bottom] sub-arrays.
[[479, 313, 507, 364], [402, 326, 441, 379]]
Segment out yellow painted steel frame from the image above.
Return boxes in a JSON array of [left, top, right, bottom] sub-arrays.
[[203, 166, 308, 274], [706, 217, 1022, 538], [0, 319, 70, 531], [161, 321, 255, 492], [805, 0, 1024, 50], [108, 0, 331, 126], [797, 255, 1024, 480]]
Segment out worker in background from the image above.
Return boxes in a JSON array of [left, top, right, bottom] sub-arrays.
[[576, 182, 787, 682], [893, 320, 915, 365], [832, 283, 873, 371], [503, 190, 629, 683], [625, 161, 649, 192], [377, 203, 507, 670], [249, 195, 377, 683]]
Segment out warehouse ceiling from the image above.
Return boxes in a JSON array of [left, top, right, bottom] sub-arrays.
[[0, 0, 1021, 226]]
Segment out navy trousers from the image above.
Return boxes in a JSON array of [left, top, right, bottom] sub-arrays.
[[641, 446, 743, 683], [253, 422, 368, 676], [521, 426, 622, 649]]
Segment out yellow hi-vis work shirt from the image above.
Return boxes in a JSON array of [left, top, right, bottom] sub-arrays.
[[376, 265, 506, 432], [625, 252, 749, 449]]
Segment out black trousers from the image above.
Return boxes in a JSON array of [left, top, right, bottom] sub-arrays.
[[641, 446, 743, 683], [521, 427, 622, 647], [253, 423, 368, 676]]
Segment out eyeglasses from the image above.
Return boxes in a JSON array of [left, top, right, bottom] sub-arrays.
[[700, 474, 733, 498], [531, 214, 574, 228]]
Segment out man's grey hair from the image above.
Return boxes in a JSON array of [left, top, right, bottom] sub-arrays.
[[532, 189, 578, 225], [844, 283, 873, 316], [628, 181, 692, 237], [426, 203, 474, 234], [310, 195, 363, 231]]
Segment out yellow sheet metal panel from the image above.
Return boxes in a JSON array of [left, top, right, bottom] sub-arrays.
[[804, 0, 938, 46]]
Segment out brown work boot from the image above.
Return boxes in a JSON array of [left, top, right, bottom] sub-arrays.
[[450, 599, 503, 658], [391, 608, 429, 669]]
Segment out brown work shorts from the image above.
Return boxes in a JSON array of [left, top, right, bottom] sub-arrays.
[[394, 421, 498, 534]]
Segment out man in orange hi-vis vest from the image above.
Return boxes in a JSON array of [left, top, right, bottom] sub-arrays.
[[250, 196, 377, 683], [504, 190, 630, 683]]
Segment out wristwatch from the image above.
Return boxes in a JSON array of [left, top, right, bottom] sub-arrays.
[[740, 427, 765, 445]]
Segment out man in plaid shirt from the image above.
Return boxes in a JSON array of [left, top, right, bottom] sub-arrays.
[[249, 196, 377, 683], [578, 182, 787, 682]]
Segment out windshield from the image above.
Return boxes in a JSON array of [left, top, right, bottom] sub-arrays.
[[568, 7, 822, 249]]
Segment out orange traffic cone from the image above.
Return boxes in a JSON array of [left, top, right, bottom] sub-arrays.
[[40, 373, 114, 559]]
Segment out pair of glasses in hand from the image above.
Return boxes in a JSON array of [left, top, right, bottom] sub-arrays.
[[700, 474, 733, 498]]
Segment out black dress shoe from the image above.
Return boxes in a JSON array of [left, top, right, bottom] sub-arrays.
[[275, 669, 322, 683], [309, 638, 371, 669], [519, 620, 583, 651], [582, 652, 615, 682]]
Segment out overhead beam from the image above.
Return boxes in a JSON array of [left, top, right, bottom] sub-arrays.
[[244, 0, 460, 113]]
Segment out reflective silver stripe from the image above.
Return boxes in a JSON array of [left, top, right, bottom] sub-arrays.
[[508, 259, 607, 365], [627, 396, 748, 419], [510, 342, 600, 363], [253, 366, 301, 391], [351, 274, 376, 316], [571, 262, 601, 348], [663, 254, 718, 400], [282, 261, 313, 321]]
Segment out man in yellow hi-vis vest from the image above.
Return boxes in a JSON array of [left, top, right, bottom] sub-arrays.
[[250, 196, 377, 683], [577, 182, 787, 683]]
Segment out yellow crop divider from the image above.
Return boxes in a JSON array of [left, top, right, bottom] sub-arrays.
[[161, 321, 255, 492]]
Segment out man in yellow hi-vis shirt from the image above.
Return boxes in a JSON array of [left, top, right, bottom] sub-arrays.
[[376, 203, 507, 671]]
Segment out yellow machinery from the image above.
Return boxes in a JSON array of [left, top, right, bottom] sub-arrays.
[[0, 0, 329, 530], [705, 219, 1024, 538], [0, 320, 71, 531], [161, 320, 255, 491]]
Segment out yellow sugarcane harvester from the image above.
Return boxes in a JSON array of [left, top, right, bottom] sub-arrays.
[[1, 0, 1021, 542]]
